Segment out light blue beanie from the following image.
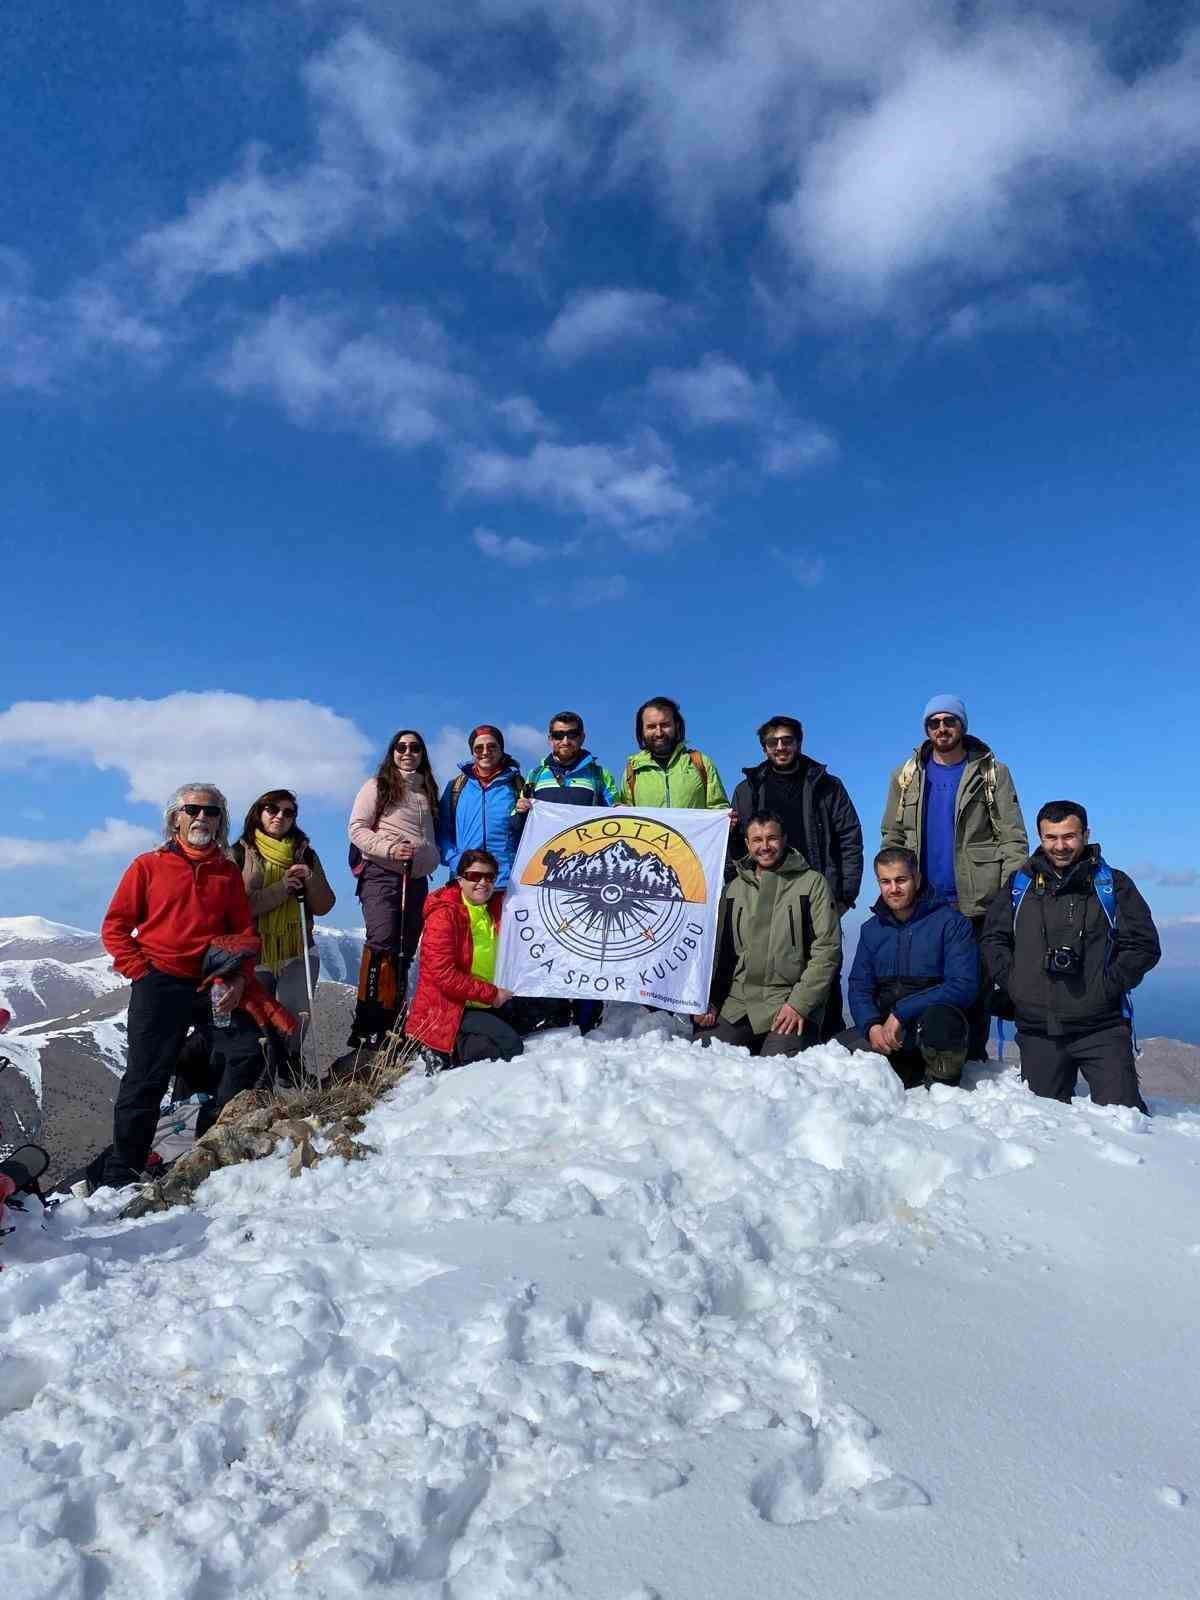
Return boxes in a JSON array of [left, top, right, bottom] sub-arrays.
[[923, 694, 967, 730]]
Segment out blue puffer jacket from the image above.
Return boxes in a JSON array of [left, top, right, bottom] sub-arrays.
[[848, 885, 979, 1031], [437, 758, 524, 888]]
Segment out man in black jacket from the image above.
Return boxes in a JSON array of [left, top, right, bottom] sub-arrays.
[[981, 800, 1160, 1110], [730, 715, 863, 1038]]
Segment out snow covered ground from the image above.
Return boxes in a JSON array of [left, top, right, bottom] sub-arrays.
[[2, 1017, 1198, 1600]]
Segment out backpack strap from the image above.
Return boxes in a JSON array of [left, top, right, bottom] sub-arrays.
[[623, 757, 637, 803], [980, 753, 1002, 837], [689, 748, 709, 805], [1093, 860, 1137, 1050], [894, 755, 919, 827], [449, 771, 470, 825], [1010, 868, 1033, 921]]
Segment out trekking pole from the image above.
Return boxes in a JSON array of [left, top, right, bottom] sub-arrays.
[[294, 885, 322, 1082]]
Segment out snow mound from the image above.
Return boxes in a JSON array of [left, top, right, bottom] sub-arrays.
[[0, 1023, 1060, 1598]]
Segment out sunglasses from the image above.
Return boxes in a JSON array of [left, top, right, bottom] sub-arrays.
[[394, 741, 424, 755], [461, 869, 497, 883], [263, 803, 297, 819], [763, 736, 797, 747], [180, 804, 221, 819], [926, 716, 961, 730], [472, 742, 500, 754], [549, 729, 582, 741]]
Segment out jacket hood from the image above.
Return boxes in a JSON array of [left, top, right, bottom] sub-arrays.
[[740, 754, 826, 783], [540, 749, 597, 776], [870, 882, 949, 927], [733, 845, 816, 884]]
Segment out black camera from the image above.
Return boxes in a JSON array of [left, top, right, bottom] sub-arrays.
[[1044, 945, 1083, 977]]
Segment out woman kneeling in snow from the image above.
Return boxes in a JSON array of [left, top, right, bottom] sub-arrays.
[[405, 850, 524, 1071]]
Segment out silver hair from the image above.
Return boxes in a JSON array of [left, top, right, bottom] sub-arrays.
[[163, 783, 231, 851]]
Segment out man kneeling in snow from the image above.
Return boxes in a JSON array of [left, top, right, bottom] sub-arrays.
[[837, 847, 978, 1089], [695, 812, 841, 1055]]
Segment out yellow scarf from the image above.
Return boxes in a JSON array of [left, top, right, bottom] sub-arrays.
[[254, 829, 303, 975]]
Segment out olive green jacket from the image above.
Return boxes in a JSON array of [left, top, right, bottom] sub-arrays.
[[880, 736, 1028, 919], [712, 848, 841, 1035], [617, 744, 729, 810]]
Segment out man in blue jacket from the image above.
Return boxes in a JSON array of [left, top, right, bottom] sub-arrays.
[[838, 846, 979, 1089]]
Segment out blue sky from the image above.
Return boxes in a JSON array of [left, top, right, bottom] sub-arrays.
[[1, 1, 1198, 1022]]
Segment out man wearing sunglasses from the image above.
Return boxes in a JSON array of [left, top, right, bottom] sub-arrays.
[[438, 725, 525, 890], [881, 695, 1028, 1061], [93, 784, 286, 1190], [729, 715, 863, 1039], [514, 712, 617, 815]]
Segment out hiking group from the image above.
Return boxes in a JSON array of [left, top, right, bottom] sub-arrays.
[[74, 691, 1160, 1195]]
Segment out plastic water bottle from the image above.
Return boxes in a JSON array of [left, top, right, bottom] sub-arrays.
[[210, 978, 232, 1029]]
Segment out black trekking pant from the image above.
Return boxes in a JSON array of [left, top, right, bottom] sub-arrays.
[[696, 1013, 816, 1057], [965, 915, 989, 1061], [1017, 1023, 1146, 1111], [456, 1007, 525, 1065], [96, 968, 265, 1187]]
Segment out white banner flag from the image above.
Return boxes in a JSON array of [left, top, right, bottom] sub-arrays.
[[495, 802, 730, 1015]]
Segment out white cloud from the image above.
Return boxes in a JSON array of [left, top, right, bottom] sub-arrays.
[[0, 819, 160, 872], [647, 353, 837, 475], [770, 545, 826, 588], [761, 424, 838, 475], [0, 693, 374, 810], [472, 527, 552, 566], [455, 436, 695, 531], [544, 288, 671, 363], [218, 299, 475, 447], [941, 280, 1090, 342], [494, 394, 556, 437], [0, 250, 165, 393], [647, 354, 776, 426]]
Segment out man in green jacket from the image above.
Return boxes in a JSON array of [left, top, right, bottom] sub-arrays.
[[618, 696, 729, 810], [696, 811, 841, 1056], [881, 694, 1028, 1060]]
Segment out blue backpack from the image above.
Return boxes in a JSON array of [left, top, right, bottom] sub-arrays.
[[1009, 860, 1138, 1049]]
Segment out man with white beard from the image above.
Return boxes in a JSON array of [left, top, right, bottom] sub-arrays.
[[88, 783, 275, 1190]]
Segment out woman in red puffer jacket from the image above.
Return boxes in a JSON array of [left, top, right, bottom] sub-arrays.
[[405, 850, 524, 1070]]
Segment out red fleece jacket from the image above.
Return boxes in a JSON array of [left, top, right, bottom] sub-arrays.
[[102, 844, 256, 981]]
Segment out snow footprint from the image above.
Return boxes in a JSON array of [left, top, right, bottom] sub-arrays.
[[750, 1408, 928, 1524]]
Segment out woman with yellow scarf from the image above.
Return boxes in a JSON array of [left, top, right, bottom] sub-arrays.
[[232, 789, 336, 1074]]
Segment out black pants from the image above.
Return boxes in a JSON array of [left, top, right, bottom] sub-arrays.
[[819, 948, 846, 1041], [1017, 1023, 1146, 1111], [965, 915, 989, 1061], [95, 969, 265, 1187], [696, 1013, 815, 1057], [837, 1027, 927, 1089], [456, 1007, 525, 1065]]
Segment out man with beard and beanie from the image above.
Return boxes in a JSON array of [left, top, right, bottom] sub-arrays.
[[730, 714, 863, 1037], [617, 696, 729, 812], [981, 801, 1160, 1110], [881, 694, 1027, 1062], [837, 847, 979, 1090], [695, 812, 841, 1055], [88, 784, 296, 1191], [438, 725, 525, 890]]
